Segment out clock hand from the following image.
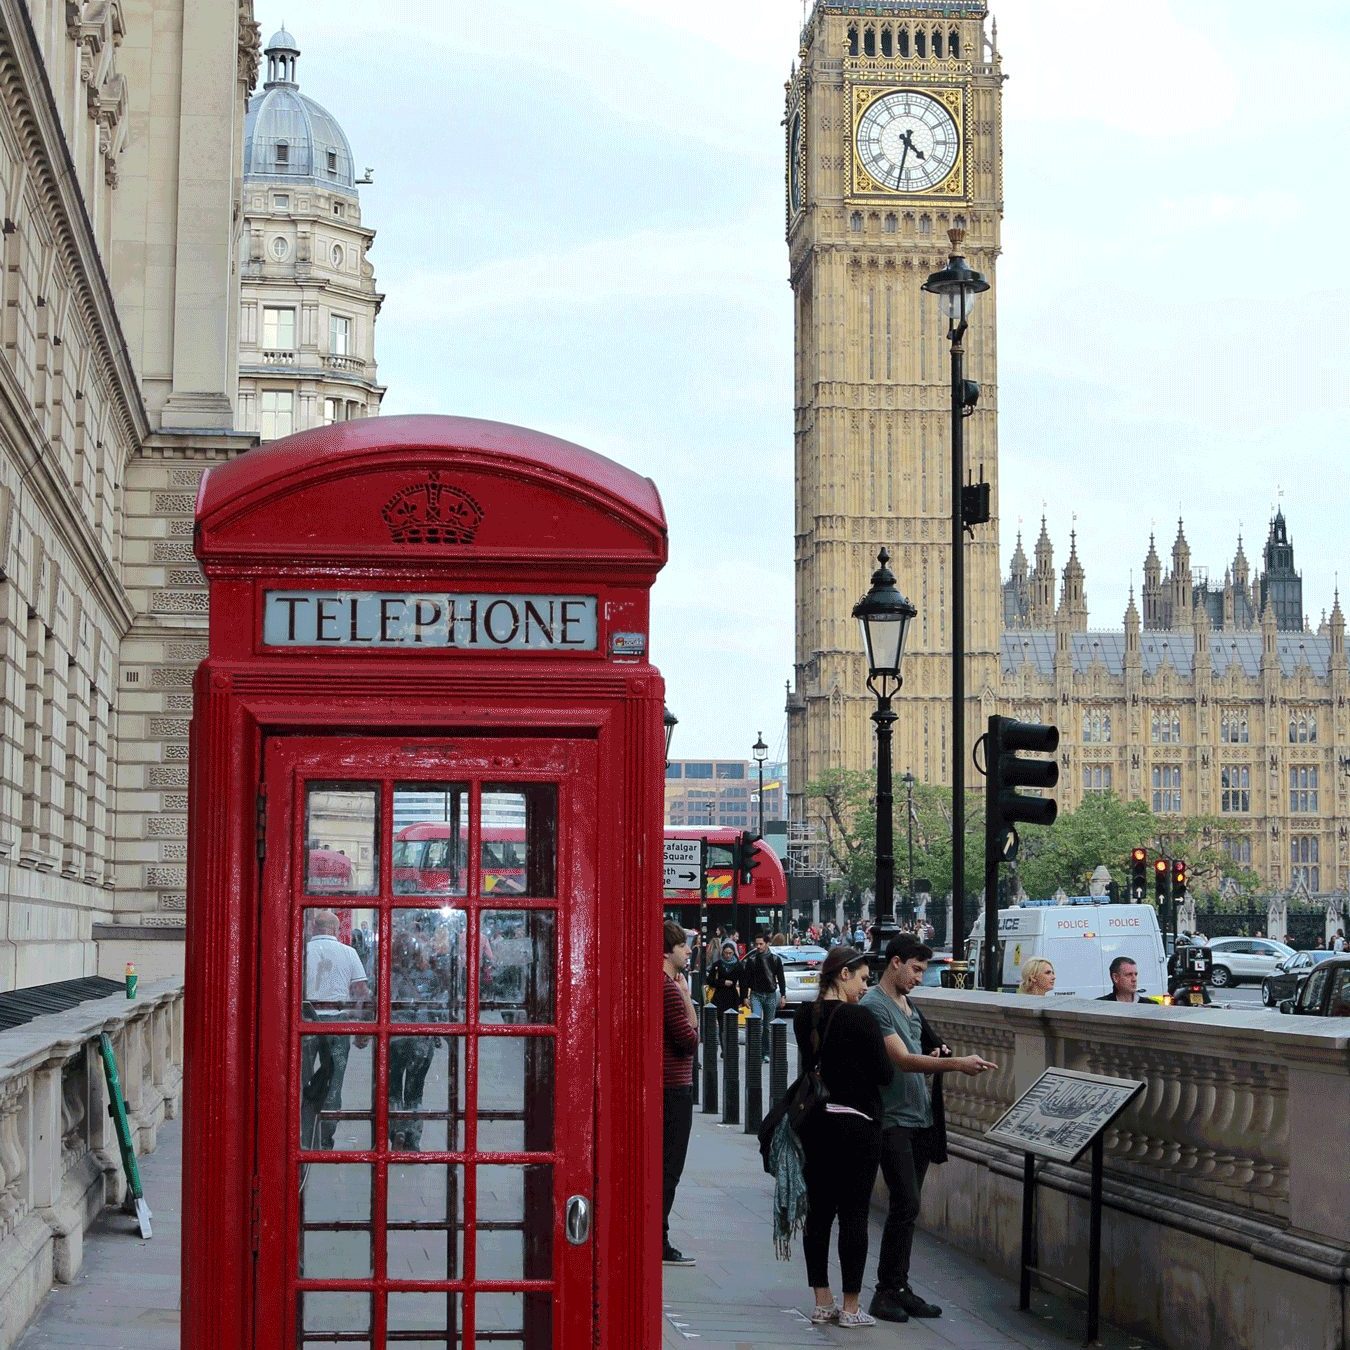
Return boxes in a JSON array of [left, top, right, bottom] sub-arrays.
[[895, 138, 910, 188]]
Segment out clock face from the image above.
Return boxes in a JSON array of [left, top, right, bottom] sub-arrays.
[[788, 111, 802, 212], [855, 90, 960, 193]]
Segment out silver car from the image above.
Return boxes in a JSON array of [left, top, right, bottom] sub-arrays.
[[777, 945, 829, 1007], [1205, 936, 1294, 987]]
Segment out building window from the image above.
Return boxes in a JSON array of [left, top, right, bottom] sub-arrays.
[[849, 211, 863, 232], [1081, 764, 1113, 793], [1082, 709, 1112, 744], [326, 149, 339, 176], [262, 307, 296, 350], [1290, 835, 1320, 891], [683, 763, 713, 780], [259, 390, 294, 441], [1151, 764, 1181, 814], [273, 193, 290, 210], [715, 763, 745, 780], [1288, 712, 1318, 744], [330, 314, 351, 356], [1222, 836, 1252, 866], [321, 398, 348, 426], [270, 236, 290, 261], [1220, 765, 1250, 813], [1220, 712, 1249, 744], [1289, 765, 1319, 812], [275, 141, 289, 167], [1150, 709, 1181, 744], [331, 243, 345, 268], [665, 764, 682, 780], [333, 201, 345, 218]]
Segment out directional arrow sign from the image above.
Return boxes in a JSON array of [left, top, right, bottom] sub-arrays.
[[663, 837, 704, 892]]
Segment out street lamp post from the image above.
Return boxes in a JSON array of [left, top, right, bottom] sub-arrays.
[[752, 733, 767, 838], [922, 227, 989, 972], [901, 770, 916, 927], [663, 706, 678, 767], [852, 549, 918, 967]]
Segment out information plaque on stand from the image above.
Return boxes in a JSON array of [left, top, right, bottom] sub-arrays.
[[987, 1068, 1144, 1346]]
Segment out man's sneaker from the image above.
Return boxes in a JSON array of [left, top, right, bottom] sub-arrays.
[[662, 1244, 695, 1267], [809, 1304, 839, 1324], [837, 1309, 877, 1328], [867, 1288, 910, 1323], [896, 1287, 942, 1317]]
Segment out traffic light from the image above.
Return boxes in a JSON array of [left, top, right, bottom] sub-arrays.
[[736, 832, 762, 885], [1154, 857, 1170, 901], [1130, 847, 1148, 901], [1172, 858, 1188, 899], [984, 715, 1059, 864]]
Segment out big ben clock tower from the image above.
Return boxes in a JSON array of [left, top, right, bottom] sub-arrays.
[[786, 2, 1004, 818]]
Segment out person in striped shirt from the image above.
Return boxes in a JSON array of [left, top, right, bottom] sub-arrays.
[[662, 919, 699, 1266]]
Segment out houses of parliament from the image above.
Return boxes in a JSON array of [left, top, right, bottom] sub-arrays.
[[784, 1, 1348, 895]]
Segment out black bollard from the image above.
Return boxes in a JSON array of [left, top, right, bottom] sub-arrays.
[[721, 1009, 740, 1126], [701, 1005, 719, 1114], [690, 973, 703, 1107], [769, 1019, 789, 1106], [744, 1016, 763, 1134]]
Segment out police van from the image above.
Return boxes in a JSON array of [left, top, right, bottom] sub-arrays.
[[966, 901, 1168, 1000]]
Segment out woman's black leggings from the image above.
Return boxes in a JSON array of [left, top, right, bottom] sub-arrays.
[[801, 1110, 883, 1295]]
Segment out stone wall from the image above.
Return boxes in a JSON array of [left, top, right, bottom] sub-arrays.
[[907, 989, 1349, 1350], [0, 980, 182, 1348]]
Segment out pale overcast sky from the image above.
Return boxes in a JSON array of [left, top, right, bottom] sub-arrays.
[[272, 1, 1350, 759]]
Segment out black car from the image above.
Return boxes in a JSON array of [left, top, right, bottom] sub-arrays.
[[1280, 955, 1350, 1017], [1260, 950, 1337, 1006]]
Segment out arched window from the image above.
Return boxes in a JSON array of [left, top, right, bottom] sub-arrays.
[[933, 29, 944, 58], [918, 215, 932, 236], [849, 211, 863, 232], [883, 213, 897, 234], [915, 30, 927, 57], [848, 25, 859, 57], [949, 29, 961, 58], [881, 27, 893, 57], [898, 27, 910, 57], [864, 25, 876, 56]]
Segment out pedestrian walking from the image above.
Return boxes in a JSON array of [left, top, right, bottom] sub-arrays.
[[794, 946, 893, 1328], [707, 940, 746, 1049], [861, 935, 996, 1322], [744, 932, 786, 1060], [1333, 928, 1346, 953], [662, 920, 699, 1267]]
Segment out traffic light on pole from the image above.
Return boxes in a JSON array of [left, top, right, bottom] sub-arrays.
[[1172, 858, 1187, 899], [1154, 857, 1170, 901], [984, 716, 1059, 864], [736, 832, 762, 886], [1130, 847, 1148, 901]]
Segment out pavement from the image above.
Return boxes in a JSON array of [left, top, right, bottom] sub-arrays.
[[12, 1042, 1157, 1350]]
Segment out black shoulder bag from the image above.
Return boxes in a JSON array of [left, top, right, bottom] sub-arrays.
[[756, 1002, 839, 1173]]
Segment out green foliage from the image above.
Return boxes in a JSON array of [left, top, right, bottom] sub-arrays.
[[804, 771, 1262, 907]]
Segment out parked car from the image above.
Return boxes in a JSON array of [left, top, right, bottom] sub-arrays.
[[1280, 955, 1350, 1017], [920, 954, 955, 986], [777, 945, 828, 1007], [1205, 936, 1294, 987], [1260, 950, 1337, 1006]]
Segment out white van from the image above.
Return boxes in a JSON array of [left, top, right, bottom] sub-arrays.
[[966, 902, 1168, 1000]]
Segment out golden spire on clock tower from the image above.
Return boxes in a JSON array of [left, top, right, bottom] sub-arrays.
[[785, 2, 1004, 816]]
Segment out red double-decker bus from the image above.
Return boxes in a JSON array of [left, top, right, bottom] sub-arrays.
[[662, 827, 788, 942], [391, 823, 527, 896]]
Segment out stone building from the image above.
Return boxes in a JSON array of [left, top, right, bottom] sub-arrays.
[[1001, 511, 1347, 895], [783, 2, 1347, 897], [236, 27, 384, 440]]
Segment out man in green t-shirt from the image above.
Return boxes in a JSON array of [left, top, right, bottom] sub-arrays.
[[860, 936, 996, 1323]]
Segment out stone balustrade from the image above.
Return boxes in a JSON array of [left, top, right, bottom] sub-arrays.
[[0, 979, 183, 1349], [909, 989, 1349, 1350]]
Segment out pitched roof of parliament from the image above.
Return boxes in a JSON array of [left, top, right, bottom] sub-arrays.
[[999, 510, 1338, 677]]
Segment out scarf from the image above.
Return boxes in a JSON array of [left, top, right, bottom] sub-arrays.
[[768, 1112, 809, 1260]]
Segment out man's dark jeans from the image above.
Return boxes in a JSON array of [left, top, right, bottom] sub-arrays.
[[662, 1085, 694, 1243], [876, 1124, 932, 1292]]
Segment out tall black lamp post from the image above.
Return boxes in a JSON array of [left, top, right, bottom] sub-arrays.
[[663, 706, 678, 767], [752, 733, 768, 838], [900, 770, 916, 926], [922, 227, 989, 970], [852, 549, 918, 966]]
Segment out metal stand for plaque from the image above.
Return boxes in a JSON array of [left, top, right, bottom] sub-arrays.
[[985, 1068, 1143, 1348]]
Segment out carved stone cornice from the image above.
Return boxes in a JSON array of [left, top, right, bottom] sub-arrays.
[[237, 1, 260, 100]]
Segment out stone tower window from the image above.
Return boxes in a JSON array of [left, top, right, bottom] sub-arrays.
[[898, 27, 910, 57], [883, 213, 897, 234], [881, 27, 893, 57], [849, 211, 863, 232], [863, 26, 876, 56], [916, 30, 927, 57], [933, 29, 944, 58], [848, 25, 859, 57], [276, 141, 289, 167], [949, 29, 961, 59]]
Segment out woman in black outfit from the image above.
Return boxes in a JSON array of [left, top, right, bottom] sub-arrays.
[[794, 945, 892, 1329]]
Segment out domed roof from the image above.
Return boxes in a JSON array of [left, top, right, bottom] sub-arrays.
[[244, 27, 357, 196]]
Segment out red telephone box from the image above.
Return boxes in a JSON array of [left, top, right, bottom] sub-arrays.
[[184, 415, 668, 1348]]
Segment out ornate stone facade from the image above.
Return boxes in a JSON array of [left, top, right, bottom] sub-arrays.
[[0, 1, 258, 987]]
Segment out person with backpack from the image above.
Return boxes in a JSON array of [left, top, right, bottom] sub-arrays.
[[744, 931, 787, 1060], [793, 945, 893, 1328]]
